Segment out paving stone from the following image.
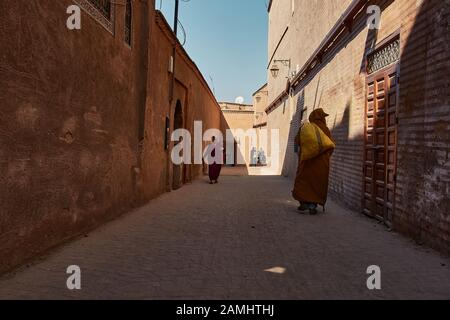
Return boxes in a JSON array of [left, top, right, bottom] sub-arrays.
[[0, 175, 449, 299]]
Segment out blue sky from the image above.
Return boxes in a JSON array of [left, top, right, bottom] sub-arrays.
[[157, 0, 269, 104]]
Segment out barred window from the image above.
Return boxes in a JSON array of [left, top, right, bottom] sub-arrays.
[[74, 0, 115, 34], [125, 0, 132, 46], [367, 38, 400, 74], [88, 0, 112, 20]]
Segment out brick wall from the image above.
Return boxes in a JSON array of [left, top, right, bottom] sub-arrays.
[[267, 0, 352, 104], [253, 84, 268, 127], [394, 0, 450, 252], [267, 0, 450, 254]]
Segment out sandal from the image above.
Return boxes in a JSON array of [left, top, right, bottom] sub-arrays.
[[298, 203, 310, 212]]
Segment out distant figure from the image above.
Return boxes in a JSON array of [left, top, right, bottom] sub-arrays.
[[293, 108, 334, 214], [250, 147, 258, 166], [259, 148, 267, 166], [206, 136, 223, 184]]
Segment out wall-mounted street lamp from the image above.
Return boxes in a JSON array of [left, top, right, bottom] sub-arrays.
[[270, 59, 291, 78]]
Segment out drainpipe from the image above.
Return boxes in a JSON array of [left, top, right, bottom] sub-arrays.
[[167, 0, 180, 192], [170, 0, 179, 103]]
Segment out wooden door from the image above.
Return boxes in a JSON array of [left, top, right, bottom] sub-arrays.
[[363, 65, 398, 225]]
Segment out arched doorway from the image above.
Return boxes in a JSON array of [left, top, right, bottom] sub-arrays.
[[172, 100, 184, 190]]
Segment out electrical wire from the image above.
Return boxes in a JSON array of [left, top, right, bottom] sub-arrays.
[[158, 0, 188, 46], [177, 19, 187, 46]]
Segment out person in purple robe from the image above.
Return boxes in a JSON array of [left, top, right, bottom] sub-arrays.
[[207, 136, 223, 184]]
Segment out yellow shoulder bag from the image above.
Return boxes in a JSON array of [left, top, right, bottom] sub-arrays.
[[300, 122, 335, 161]]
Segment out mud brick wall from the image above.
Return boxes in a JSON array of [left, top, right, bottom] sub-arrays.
[[141, 12, 224, 199], [267, 0, 450, 254], [0, 0, 153, 273], [0, 1, 223, 274], [394, 0, 450, 252]]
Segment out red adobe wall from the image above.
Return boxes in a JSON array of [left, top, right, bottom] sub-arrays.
[[0, 2, 224, 274], [140, 12, 225, 200], [0, 0, 221, 272], [0, 0, 154, 273]]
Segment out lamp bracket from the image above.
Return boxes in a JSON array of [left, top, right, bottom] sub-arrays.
[[273, 59, 291, 68]]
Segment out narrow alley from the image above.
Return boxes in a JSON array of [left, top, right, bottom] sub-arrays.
[[1, 0, 449, 304], [1, 173, 449, 300]]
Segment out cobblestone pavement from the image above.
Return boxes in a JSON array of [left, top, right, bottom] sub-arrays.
[[1, 175, 450, 300]]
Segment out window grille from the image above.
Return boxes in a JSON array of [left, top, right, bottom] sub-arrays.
[[88, 0, 111, 20], [367, 38, 400, 74], [74, 0, 115, 34]]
